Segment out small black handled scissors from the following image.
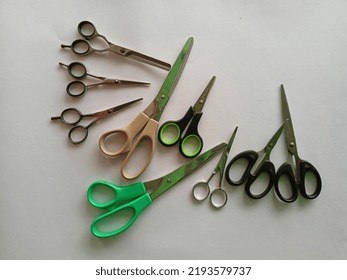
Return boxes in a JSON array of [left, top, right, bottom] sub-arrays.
[[158, 76, 216, 158], [274, 85, 322, 203], [61, 21, 171, 71], [225, 122, 287, 199], [59, 62, 150, 97], [51, 98, 142, 144]]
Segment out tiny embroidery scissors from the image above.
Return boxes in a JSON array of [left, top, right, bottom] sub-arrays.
[[59, 62, 150, 97], [99, 37, 194, 179], [61, 21, 171, 71], [158, 76, 216, 158], [274, 85, 322, 203], [225, 121, 287, 199], [87, 142, 226, 238], [192, 127, 238, 208], [51, 98, 142, 144]]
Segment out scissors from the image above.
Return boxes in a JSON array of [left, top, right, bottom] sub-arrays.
[[59, 62, 150, 97], [274, 85, 322, 203], [51, 98, 142, 144], [192, 127, 238, 208], [158, 76, 216, 158], [99, 37, 194, 179], [225, 121, 287, 199], [87, 142, 226, 238], [61, 21, 171, 71]]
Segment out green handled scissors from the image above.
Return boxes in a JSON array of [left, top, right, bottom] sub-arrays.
[[99, 37, 194, 180], [158, 76, 216, 158], [87, 142, 226, 238]]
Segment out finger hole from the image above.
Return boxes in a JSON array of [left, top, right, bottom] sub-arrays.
[[71, 39, 90, 55], [159, 123, 180, 146], [69, 126, 88, 144], [246, 172, 271, 199], [68, 62, 87, 79], [210, 189, 227, 208], [100, 131, 128, 156], [192, 182, 210, 201], [180, 135, 202, 158], [89, 183, 116, 206], [67, 81, 86, 97], [226, 157, 248, 184], [61, 108, 81, 125], [78, 21, 96, 37]]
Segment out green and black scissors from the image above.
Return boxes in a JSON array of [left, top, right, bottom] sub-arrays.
[[158, 76, 216, 158], [87, 142, 226, 238]]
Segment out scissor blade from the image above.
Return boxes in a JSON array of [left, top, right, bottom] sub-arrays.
[[144, 37, 194, 121], [265, 120, 287, 153], [145, 142, 226, 201], [192, 76, 216, 113], [118, 80, 151, 86], [280, 84, 297, 154], [127, 51, 171, 71]]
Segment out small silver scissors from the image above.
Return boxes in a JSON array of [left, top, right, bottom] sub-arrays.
[[51, 98, 142, 144], [59, 62, 150, 97], [192, 127, 238, 208], [61, 21, 171, 71]]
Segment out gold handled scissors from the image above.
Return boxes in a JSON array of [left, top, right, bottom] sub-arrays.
[[59, 62, 150, 97], [99, 37, 194, 179], [61, 21, 171, 71]]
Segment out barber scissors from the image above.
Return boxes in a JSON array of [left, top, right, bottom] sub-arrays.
[[59, 62, 150, 97], [225, 122, 287, 199], [192, 127, 238, 208], [274, 85, 322, 203], [87, 142, 226, 238], [61, 21, 171, 71], [99, 37, 194, 179], [158, 76, 215, 158], [51, 98, 142, 144]]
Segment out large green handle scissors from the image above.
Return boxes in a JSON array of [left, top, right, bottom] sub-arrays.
[[87, 142, 226, 238], [99, 37, 194, 180]]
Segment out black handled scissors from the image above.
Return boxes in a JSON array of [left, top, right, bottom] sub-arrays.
[[59, 62, 150, 97], [61, 21, 171, 71], [225, 122, 287, 199], [51, 98, 142, 144], [274, 85, 322, 203], [158, 76, 216, 158]]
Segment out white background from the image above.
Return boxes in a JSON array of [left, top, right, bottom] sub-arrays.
[[1, 0, 346, 260]]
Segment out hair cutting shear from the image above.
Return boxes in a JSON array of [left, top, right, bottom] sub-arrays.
[[51, 98, 142, 144], [99, 37, 194, 179], [59, 62, 150, 97], [87, 142, 226, 238], [192, 127, 238, 208], [61, 21, 171, 71], [158, 76, 216, 158], [274, 85, 322, 203], [225, 122, 287, 199]]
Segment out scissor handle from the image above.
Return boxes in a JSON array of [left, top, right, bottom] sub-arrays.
[[90, 193, 152, 238], [57, 107, 83, 125], [87, 180, 147, 210], [66, 62, 87, 79], [192, 181, 210, 202], [158, 106, 194, 146], [78, 21, 98, 40], [225, 150, 275, 199], [121, 118, 158, 180], [68, 39, 95, 56], [99, 112, 150, 157], [179, 113, 203, 158], [210, 188, 228, 209], [66, 80, 88, 97], [68, 125, 89, 144], [274, 160, 321, 203]]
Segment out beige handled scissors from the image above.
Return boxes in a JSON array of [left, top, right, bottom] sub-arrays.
[[99, 37, 194, 179]]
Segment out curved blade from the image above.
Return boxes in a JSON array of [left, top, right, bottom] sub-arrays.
[[192, 76, 216, 113], [145, 142, 226, 200], [144, 37, 194, 121]]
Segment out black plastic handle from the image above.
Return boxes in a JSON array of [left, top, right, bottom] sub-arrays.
[[179, 112, 203, 158], [244, 160, 276, 199], [299, 160, 322, 200], [158, 106, 194, 147], [225, 150, 259, 186], [274, 163, 299, 203]]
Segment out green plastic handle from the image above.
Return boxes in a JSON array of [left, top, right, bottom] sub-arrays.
[[87, 180, 147, 210], [91, 193, 152, 238]]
